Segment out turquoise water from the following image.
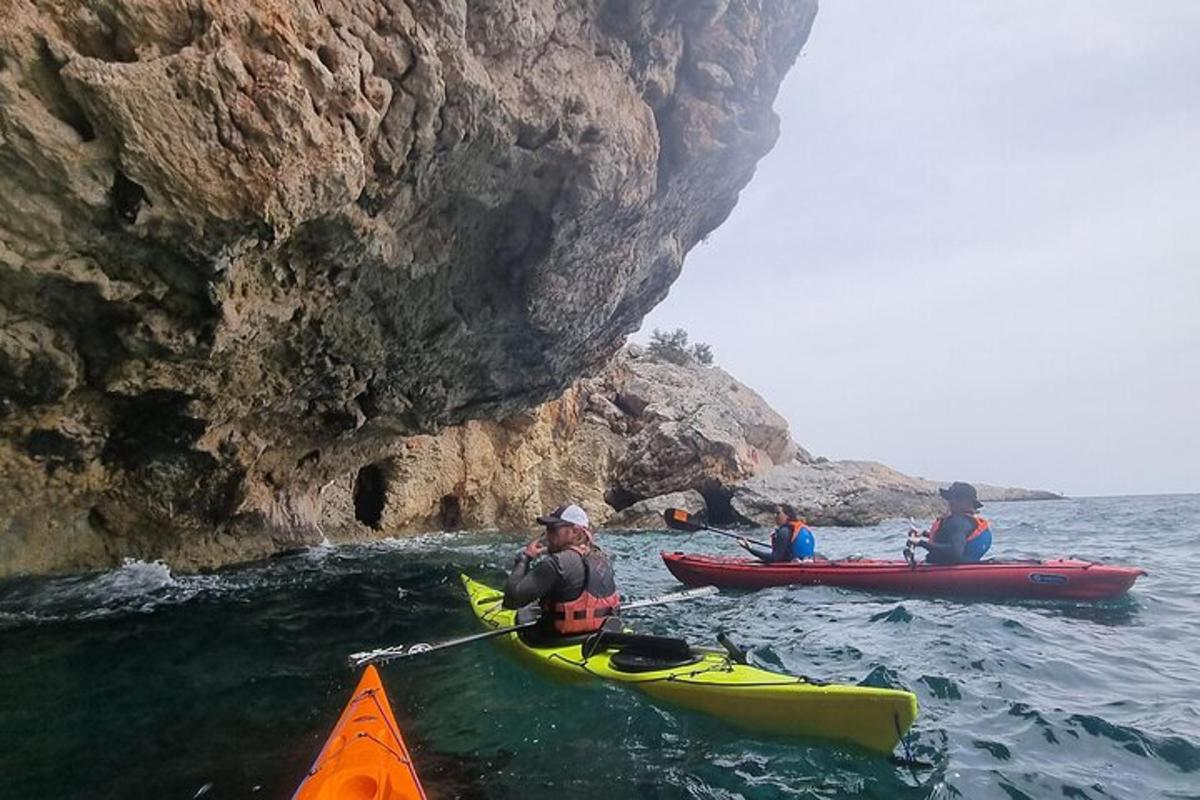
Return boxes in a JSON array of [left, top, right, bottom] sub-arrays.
[[2, 495, 1198, 799]]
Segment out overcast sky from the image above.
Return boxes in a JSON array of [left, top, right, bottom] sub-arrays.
[[638, 1, 1200, 497]]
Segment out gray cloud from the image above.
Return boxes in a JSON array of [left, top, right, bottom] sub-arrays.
[[639, 1, 1200, 495]]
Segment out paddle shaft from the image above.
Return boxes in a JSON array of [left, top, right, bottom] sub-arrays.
[[349, 584, 719, 667], [662, 507, 770, 549], [700, 526, 771, 550]]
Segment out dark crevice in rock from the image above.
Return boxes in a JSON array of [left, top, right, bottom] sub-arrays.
[[438, 494, 461, 531], [355, 189, 388, 216], [100, 390, 207, 470], [353, 463, 386, 529], [492, 198, 554, 267], [698, 482, 735, 526], [356, 381, 380, 421], [204, 468, 246, 525], [22, 429, 85, 474], [88, 506, 109, 532], [604, 486, 638, 512], [515, 119, 560, 150], [579, 126, 604, 145], [0, 268, 133, 390], [111, 171, 146, 225], [58, 7, 141, 63], [36, 39, 97, 142], [316, 45, 338, 72]]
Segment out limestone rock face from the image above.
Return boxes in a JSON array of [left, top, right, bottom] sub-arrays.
[[603, 347, 800, 503], [316, 349, 1061, 544], [312, 347, 793, 544], [315, 384, 627, 543], [731, 460, 948, 527], [605, 489, 705, 530], [0, 0, 818, 576]]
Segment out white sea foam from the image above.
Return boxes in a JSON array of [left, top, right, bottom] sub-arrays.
[[0, 530, 515, 629], [0, 558, 225, 627]]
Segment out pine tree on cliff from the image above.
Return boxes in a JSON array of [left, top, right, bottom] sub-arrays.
[[648, 328, 714, 366]]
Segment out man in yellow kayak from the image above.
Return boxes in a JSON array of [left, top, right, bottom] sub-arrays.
[[503, 503, 622, 636], [908, 481, 993, 565]]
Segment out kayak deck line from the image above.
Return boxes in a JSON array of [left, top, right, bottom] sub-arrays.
[[462, 573, 918, 755], [292, 665, 427, 800]]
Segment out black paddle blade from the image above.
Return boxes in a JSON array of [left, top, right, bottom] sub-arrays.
[[662, 507, 704, 532]]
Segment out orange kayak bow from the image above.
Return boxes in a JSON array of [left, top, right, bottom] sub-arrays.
[[293, 665, 427, 800]]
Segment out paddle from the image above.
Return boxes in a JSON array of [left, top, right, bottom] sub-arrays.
[[348, 584, 720, 668], [661, 507, 771, 549], [903, 517, 922, 569]]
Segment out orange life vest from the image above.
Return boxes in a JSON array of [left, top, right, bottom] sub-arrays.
[[543, 548, 621, 635], [929, 514, 990, 544]]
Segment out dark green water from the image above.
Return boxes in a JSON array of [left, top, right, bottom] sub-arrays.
[[3, 495, 1198, 799]]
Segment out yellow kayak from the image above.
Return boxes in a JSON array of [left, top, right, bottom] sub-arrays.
[[462, 574, 918, 754]]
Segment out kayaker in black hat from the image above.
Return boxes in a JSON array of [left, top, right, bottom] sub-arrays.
[[738, 504, 816, 563], [502, 503, 621, 636], [908, 482, 993, 565]]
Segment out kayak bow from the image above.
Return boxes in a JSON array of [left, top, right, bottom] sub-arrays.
[[293, 664, 427, 800], [662, 552, 1146, 601], [462, 574, 918, 754]]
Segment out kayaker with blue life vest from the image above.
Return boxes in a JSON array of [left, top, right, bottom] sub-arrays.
[[908, 482, 993, 565], [738, 504, 816, 563], [503, 503, 621, 636]]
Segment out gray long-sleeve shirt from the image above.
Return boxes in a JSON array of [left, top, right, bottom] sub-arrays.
[[502, 550, 588, 609]]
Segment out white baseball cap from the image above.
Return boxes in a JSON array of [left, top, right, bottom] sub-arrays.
[[536, 504, 589, 528]]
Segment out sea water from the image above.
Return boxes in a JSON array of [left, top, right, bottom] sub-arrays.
[[2, 495, 1197, 799]]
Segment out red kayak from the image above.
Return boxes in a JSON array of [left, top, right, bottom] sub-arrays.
[[661, 552, 1146, 601]]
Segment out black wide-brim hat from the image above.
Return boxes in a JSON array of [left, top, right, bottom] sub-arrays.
[[939, 482, 983, 509]]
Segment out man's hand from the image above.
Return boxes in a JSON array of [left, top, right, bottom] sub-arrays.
[[736, 538, 751, 551], [522, 537, 548, 559]]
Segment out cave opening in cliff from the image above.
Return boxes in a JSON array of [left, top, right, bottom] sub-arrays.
[[439, 494, 462, 531], [353, 464, 386, 530], [604, 487, 638, 512], [699, 483, 736, 526], [111, 171, 146, 225]]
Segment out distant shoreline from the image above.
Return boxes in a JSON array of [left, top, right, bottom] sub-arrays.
[[992, 491, 1198, 501]]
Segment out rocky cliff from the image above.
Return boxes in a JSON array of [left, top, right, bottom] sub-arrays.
[[314, 346, 800, 550], [0, 0, 818, 576], [305, 347, 1058, 552]]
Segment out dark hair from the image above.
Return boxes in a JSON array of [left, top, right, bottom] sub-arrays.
[[778, 503, 800, 520]]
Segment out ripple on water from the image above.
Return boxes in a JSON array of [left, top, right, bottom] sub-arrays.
[[972, 739, 1012, 760], [920, 675, 964, 701], [859, 664, 907, 690], [871, 604, 915, 623], [1066, 714, 1200, 773]]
